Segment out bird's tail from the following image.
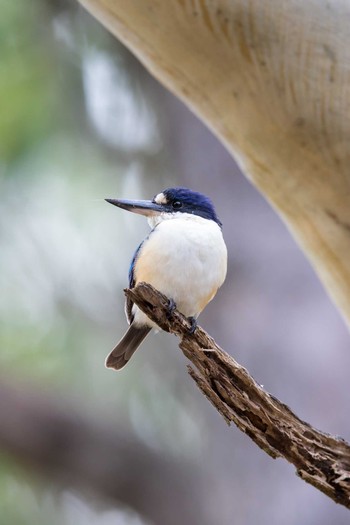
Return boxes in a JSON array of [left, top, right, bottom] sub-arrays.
[[105, 324, 151, 371]]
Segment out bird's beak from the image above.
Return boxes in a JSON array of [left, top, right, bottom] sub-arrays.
[[105, 198, 165, 217]]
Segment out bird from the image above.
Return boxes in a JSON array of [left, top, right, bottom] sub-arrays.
[[105, 187, 227, 370]]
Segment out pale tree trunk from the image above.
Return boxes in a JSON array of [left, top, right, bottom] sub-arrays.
[[77, 0, 350, 326]]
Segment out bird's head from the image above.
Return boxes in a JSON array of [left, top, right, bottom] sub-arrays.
[[106, 187, 222, 227]]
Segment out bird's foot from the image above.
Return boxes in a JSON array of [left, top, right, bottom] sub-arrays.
[[187, 316, 197, 335], [166, 298, 177, 320]]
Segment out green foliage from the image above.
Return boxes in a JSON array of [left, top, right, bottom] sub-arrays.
[[0, 1, 59, 164]]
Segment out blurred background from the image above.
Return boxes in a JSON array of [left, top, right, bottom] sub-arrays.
[[1, 1, 350, 524]]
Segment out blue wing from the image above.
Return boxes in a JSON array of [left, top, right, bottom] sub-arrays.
[[126, 241, 144, 324]]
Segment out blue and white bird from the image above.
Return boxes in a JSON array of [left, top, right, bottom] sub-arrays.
[[105, 187, 227, 370]]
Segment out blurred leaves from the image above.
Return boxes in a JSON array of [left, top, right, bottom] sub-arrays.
[[0, 1, 60, 164]]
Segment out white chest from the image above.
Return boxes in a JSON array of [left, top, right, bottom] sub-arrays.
[[133, 215, 227, 322]]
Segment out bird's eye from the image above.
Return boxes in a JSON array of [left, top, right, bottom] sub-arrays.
[[172, 200, 182, 209]]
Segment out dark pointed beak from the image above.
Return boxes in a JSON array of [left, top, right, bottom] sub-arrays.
[[105, 198, 165, 217]]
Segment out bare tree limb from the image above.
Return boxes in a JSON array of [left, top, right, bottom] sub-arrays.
[[0, 380, 211, 525], [126, 282, 350, 509]]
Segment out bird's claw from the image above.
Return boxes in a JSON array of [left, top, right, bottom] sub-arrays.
[[187, 316, 197, 334], [166, 298, 177, 320]]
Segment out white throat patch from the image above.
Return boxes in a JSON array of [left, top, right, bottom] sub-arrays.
[[147, 212, 209, 229]]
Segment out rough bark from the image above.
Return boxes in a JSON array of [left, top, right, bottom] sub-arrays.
[[77, 0, 350, 327], [0, 380, 210, 525], [126, 282, 350, 509]]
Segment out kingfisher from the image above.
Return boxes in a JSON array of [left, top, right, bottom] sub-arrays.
[[105, 187, 227, 370]]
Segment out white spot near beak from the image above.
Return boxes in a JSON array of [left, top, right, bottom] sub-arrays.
[[154, 192, 167, 205]]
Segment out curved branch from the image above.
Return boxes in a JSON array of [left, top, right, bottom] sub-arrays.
[[126, 282, 350, 509]]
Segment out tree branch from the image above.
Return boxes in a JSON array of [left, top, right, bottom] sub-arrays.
[[126, 282, 350, 509]]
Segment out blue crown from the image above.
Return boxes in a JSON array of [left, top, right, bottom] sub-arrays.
[[160, 187, 222, 227]]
